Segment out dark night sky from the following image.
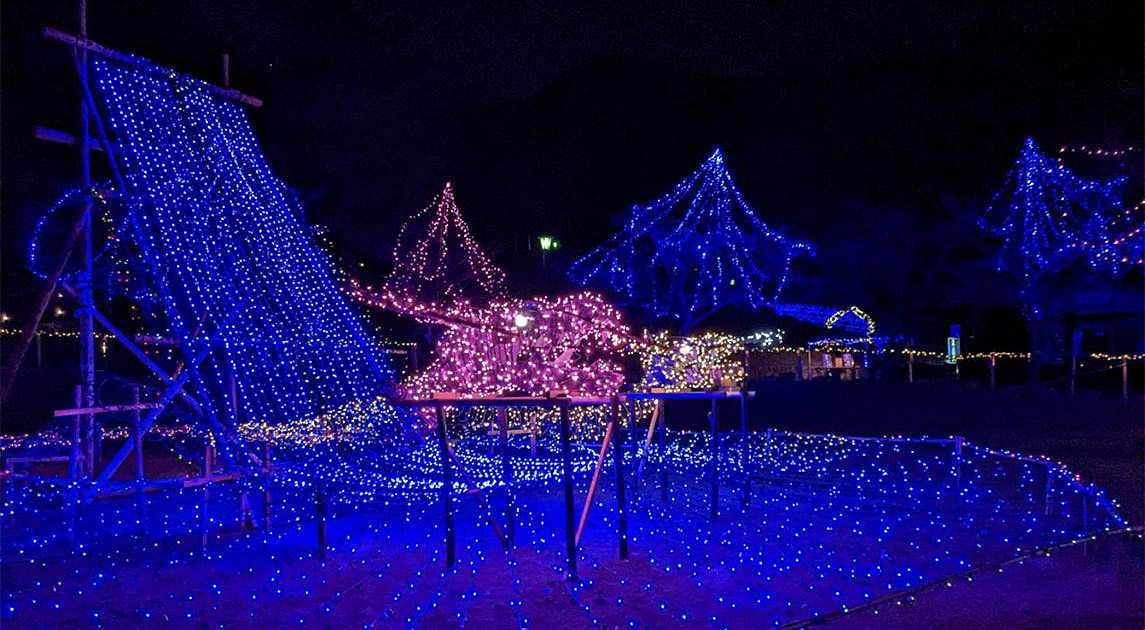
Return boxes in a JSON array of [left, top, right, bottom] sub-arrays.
[[2, 0, 1141, 335]]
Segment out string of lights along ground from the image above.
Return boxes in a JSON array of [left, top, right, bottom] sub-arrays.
[[1, 427, 1126, 628]]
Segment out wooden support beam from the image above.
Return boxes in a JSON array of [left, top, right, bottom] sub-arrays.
[[43, 28, 263, 107], [132, 386, 144, 482], [436, 405, 456, 568], [58, 281, 205, 415], [497, 408, 514, 546], [741, 392, 750, 508], [316, 491, 327, 562], [0, 209, 87, 406], [575, 419, 613, 547], [34, 126, 107, 152], [709, 399, 719, 522], [659, 401, 668, 503], [560, 401, 577, 579], [442, 437, 508, 549], [95, 345, 208, 482], [54, 403, 162, 417], [611, 397, 629, 559], [636, 400, 661, 483]]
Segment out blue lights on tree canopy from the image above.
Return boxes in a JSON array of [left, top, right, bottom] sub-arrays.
[[567, 148, 813, 331], [979, 136, 1131, 319], [89, 56, 418, 468]]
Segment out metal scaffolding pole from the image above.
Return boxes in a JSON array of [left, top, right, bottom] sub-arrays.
[[76, 0, 98, 478]]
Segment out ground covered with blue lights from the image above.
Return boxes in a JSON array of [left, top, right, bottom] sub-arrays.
[[3, 382, 1141, 629]]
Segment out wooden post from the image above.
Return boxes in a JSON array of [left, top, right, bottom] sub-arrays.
[[200, 490, 210, 549], [628, 399, 640, 492], [316, 490, 327, 562], [611, 397, 629, 560], [740, 392, 749, 508], [659, 399, 669, 503], [989, 354, 996, 390], [497, 408, 514, 546], [636, 400, 661, 485], [1122, 359, 1129, 407], [132, 386, 144, 482], [263, 442, 272, 533], [1068, 344, 1078, 399], [575, 420, 613, 546], [953, 437, 963, 490], [908, 350, 914, 384], [435, 404, 456, 568], [1082, 492, 1089, 557], [629, 398, 640, 473], [93, 410, 102, 473], [560, 400, 577, 579], [202, 443, 212, 549], [77, 0, 98, 483], [239, 490, 254, 530], [709, 397, 719, 522], [70, 385, 82, 479]]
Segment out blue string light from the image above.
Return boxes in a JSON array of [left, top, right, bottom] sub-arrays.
[[0, 428, 1128, 628], [6, 51, 1134, 630], [568, 148, 814, 330], [88, 55, 418, 467], [979, 137, 1132, 319]]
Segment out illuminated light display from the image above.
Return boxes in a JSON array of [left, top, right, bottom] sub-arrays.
[[88, 54, 418, 468], [639, 331, 749, 391], [352, 284, 634, 398], [979, 137, 1131, 318], [824, 306, 876, 341], [1082, 199, 1144, 268], [742, 329, 785, 348], [399, 292, 630, 401], [0, 428, 1129, 628], [1057, 145, 1139, 158], [6, 46, 1137, 630], [352, 283, 638, 437], [27, 183, 148, 303], [380, 182, 505, 307], [568, 148, 814, 331]]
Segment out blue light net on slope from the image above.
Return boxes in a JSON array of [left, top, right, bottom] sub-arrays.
[[568, 148, 814, 327], [90, 57, 419, 468]]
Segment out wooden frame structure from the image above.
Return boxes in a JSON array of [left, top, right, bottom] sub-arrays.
[[0, 1, 265, 491], [627, 390, 755, 520], [394, 395, 631, 578]]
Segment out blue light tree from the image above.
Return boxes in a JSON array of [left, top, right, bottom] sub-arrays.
[[568, 148, 813, 332], [979, 137, 1129, 320]]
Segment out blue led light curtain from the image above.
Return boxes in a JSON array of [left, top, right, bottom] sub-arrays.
[[568, 149, 813, 330], [90, 57, 414, 458]]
